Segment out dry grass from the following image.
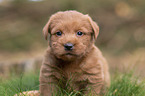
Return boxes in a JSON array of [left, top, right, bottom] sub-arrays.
[[106, 48, 145, 78]]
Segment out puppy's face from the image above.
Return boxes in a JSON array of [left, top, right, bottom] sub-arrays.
[[43, 11, 99, 61]]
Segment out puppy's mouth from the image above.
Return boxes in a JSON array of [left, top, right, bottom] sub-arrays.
[[64, 53, 77, 56]]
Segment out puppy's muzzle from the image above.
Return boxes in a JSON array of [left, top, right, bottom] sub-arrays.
[[64, 43, 74, 51]]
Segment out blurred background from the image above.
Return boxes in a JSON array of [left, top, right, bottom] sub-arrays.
[[0, 0, 145, 78]]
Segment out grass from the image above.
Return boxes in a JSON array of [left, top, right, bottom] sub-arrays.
[[0, 73, 39, 96], [105, 73, 145, 96], [0, 72, 144, 96]]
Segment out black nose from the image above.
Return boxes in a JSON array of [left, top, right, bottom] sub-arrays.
[[64, 43, 74, 51]]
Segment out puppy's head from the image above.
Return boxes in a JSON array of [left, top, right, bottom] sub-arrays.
[[43, 11, 99, 61]]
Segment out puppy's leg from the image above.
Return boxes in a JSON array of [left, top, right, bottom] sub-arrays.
[[79, 64, 106, 95], [81, 75, 104, 95], [39, 64, 55, 96]]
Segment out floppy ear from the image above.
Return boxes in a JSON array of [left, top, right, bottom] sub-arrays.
[[43, 20, 51, 40], [87, 15, 99, 39]]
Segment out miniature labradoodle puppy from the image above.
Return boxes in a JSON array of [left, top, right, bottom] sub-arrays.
[[40, 10, 110, 96]]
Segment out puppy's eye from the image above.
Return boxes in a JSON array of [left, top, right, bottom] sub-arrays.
[[77, 31, 83, 36], [56, 31, 62, 36]]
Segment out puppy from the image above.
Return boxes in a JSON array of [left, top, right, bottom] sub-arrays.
[[40, 10, 110, 96]]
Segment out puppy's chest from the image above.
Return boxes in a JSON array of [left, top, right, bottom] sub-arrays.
[[61, 63, 82, 74]]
